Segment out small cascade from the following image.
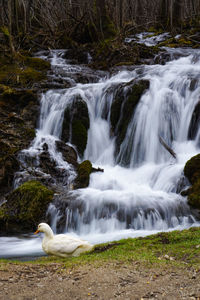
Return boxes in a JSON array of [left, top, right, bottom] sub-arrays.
[[1, 45, 200, 258], [42, 48, 200, 242]]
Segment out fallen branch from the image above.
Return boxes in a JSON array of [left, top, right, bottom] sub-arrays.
[[159, 136, 176, 159]]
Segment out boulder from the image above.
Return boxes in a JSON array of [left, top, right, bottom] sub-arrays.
[[55, 140, 78, 167], [184, 154, 200, 184], [0, 180, 54, 233], [183, 154, 200, 210], [110, 79, 149, 157], [186, 179, 200, 210], [61, 95, 90, 157], [188, 101, 200, 141], [74, 160, 92, 189]]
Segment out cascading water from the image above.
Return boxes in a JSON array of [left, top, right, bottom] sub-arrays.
[[0, 46, 200, 258]]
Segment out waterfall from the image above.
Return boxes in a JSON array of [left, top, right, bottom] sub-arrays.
[[45, 49, 200, 244], [1, 47, 200, 258]]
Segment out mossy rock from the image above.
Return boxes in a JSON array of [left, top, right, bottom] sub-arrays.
[[74, 160, 92, 189], [184, 154, 200, 184], [72, 120, 88, 156], [188, 101, 200, 140], [111, 80, 149, 159], [61, 95, 90, 157], [0, 54, 49, 88], [0, 180, 54, 233], [187, 179, 200, 209], [21, 56, 50, 71]]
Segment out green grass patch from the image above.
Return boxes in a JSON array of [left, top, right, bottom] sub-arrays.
[[1, 227, 200, 269]]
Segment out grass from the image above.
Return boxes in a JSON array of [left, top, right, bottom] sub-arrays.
[[1, 227, 199, 269]]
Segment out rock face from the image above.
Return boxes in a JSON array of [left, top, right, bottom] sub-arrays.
[[61, 95, 90, 157], [0, 180, 54, 233], [188, 101, 200, 141], [110, 79, 149, 158], [0, 87, 39, 197], [56, 141, 78, 167], [183, 154, 200, 210]]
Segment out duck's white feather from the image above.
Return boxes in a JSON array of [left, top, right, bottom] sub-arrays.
[[36, 223, 93, 257]]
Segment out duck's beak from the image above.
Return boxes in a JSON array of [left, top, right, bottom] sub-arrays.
[[34, 229, 40, 234]]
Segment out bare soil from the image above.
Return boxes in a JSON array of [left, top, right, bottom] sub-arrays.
[[0, 261, 200, 300]]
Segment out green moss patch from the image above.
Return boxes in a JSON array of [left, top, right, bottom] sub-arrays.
[[184, 154, 200, 184], [0, 180, 54, 232], [187, 179, 200, 209], [74, 160, 92, 189], [0, 53, 50, 88]]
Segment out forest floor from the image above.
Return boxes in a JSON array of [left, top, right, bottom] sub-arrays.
[[1, 228, 200, 299], [0, 260, 200, 300]]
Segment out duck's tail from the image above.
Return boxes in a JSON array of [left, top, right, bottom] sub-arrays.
[[72, 243, 94, 257]]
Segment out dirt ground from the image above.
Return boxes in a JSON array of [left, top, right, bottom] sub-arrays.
[[0, 261, 200, 300]]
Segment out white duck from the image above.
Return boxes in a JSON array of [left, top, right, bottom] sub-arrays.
[[34, 223, 93, 257]]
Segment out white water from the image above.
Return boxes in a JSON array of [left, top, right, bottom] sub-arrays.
[[1, 48, 200, 258], [125, 32, 171, 46]]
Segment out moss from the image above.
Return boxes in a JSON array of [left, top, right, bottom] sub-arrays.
[[74, 160, 92, 189], [21, 56, 50, 71], [72, 120, 88, 157], [187, 179, 200, 209], [0, 65, 45, 86], [0, 84, 14, 95], [18, 67, 45, 84], [0, 53, 49, 88], [177, 38, 192, 45], [25, 128, 36, 140], [1, 181, 54, 232], [0, 26, 9, 37], [78, 160, 92, 174], [184, 154, 200, 184]]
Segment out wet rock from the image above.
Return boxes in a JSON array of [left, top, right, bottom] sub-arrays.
[[186, 179, 200, 210], [74, 160, 92, 189], [47, 192, 85, 233], [55, 141, 78, 167], [0, 154, 20, 195], [39, 151, 57, 176], [63, 49, 90, 65], [184, 154, 200, 210], [0, 180, 54, 233], [61, 95, 90, 157], [110, 79, 149, 161], [188, 101, 200, 141], [184, 154, 200, 184]]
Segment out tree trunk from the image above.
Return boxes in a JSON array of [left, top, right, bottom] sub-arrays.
[[8, 0, 15, 55]]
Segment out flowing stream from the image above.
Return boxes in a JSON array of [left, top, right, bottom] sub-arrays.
[[1, 45, 200, 258]]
